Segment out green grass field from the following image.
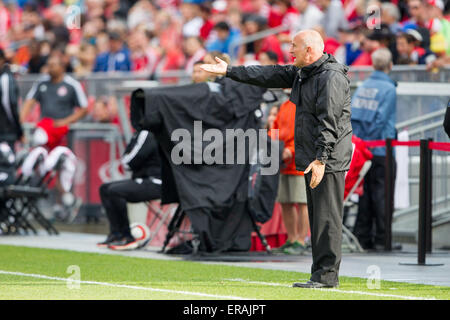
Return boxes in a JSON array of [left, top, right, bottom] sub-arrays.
[[0, 244, 448, 300]]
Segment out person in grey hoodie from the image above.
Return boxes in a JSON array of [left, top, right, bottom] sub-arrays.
[[202, 30, 352, 288]]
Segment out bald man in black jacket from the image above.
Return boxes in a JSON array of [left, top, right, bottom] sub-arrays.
[[202, 30, 352, 288]]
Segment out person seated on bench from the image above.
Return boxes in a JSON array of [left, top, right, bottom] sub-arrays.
[[97, 129, 161, 250]]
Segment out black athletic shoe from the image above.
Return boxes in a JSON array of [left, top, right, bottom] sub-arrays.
[[108, 236, 139, 251], [292, 280, 338, 289], [373, 243, 403, 251], [97, 233, 121, 248]]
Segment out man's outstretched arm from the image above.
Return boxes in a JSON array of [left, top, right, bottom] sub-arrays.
[[201, 57, 298, 89]]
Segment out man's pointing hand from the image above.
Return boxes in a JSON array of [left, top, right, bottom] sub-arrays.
[[200, 57, 228, 76]]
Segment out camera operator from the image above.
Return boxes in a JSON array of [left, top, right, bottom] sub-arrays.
[[97, 129, 162, 251]]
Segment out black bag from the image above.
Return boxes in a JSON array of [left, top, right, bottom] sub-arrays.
[[247, 139, 283, 223]]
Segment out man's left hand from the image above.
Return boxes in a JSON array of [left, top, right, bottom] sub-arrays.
[[304, 160, 325, 189]]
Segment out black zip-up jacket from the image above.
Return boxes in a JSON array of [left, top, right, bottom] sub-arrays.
[[226, 53, 353, 173], [0, 65, 23, 142], [121, 130, 161, 180]]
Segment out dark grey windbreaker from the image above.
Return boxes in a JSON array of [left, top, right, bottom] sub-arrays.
[[226, 53, 353, 173]]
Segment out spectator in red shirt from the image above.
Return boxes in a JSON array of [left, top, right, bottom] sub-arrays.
[[248, 0, 272, 19], [199, 4, 214, 41], [129, 28, 160, 76], [239, 15, 285, 63], [268, 0, 298, 29]]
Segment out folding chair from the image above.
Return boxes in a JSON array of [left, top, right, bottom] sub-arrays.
[[1, 189, 39, 235], [0, 146, 67, 235], [0, 142, 19, 234], [159, 206, 200, 254], [156, 150, 275, 255], [2, 184, 52, 234], [0, 147, 47, 234], [144, 200, 179, 246]]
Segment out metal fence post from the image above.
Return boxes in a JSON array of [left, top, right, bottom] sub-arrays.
[[426, 138, 433, 253], [418, 139, 429, 264], [384, 138, 394, 251]]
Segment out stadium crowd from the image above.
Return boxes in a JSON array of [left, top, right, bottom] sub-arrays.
[[0, 0, 449, 79], [1, 0, 449, 252]]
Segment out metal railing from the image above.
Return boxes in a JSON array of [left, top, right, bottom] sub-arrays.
[[15, 71, 192, 101], [228, 24, 290, 61], [396, 109, 447, 132], [348, 65, 450, 83], [15, 69, 450, 104]]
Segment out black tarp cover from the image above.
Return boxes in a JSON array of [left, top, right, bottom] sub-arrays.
[[130, 77, 280, 251]]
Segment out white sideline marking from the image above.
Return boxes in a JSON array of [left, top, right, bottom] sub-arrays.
[[0, 270, 255, 300], [225, 278, 437, 300]]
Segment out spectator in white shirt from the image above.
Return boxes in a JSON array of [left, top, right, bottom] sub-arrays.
[[180, 1, 204, 38], [316, 0, 349, 39], [292, 0, 324, 34]]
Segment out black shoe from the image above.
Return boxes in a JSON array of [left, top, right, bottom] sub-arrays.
[[359, 241, 374, 250], [374, 243, 403, 251], [292, 280, 338, 289], [97, 233, 121, 248], [108, 236, 139, 251], [166, 241, 193, 255]]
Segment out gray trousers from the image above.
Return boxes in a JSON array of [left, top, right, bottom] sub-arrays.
[[305, 171, 345, 286]]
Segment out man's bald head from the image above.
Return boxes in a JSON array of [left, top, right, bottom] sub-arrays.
[[295, 30, 325, 56], [290, 30, 325, 67]]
